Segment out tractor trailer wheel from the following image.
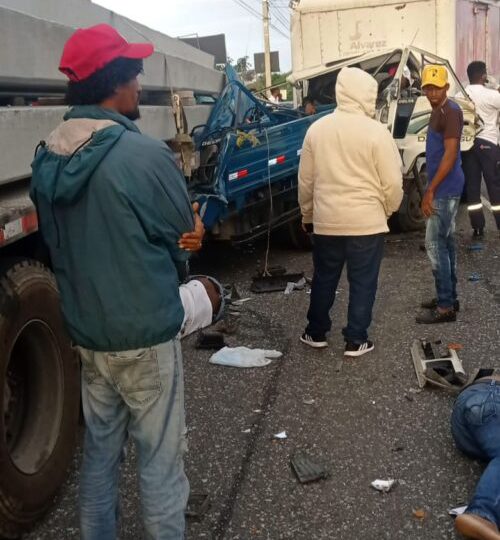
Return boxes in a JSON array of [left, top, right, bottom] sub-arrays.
[[0, 259, 80, 539], [395, 169, 427, 232]]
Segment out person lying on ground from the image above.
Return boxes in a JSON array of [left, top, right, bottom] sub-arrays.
[[451, 371, 500, 540]]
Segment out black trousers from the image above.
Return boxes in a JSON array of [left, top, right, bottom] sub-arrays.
[[462, 138, 500, 231]]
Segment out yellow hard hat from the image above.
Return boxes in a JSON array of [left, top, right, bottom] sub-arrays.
[[422, 65, 449, 88]]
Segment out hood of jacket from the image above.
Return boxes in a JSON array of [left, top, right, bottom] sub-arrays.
[[335, 67, 378, 118], [31, 106, 140, 205]]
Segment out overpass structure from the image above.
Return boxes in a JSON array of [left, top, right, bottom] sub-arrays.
[[0, 0, 224, 185]]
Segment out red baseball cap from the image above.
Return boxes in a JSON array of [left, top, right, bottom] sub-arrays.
[[59, 24, 154, 82]]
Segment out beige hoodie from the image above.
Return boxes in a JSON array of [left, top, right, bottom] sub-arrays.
[[298, 67, 403, 235]]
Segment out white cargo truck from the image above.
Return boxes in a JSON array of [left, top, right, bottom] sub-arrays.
[[290, 0, 500, 84], [0, 1, 223, 537]]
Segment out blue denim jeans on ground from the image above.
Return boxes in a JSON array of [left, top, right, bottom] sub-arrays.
[[451, 381, 500, 527], [305, 234, 385, 343], [78, 339, 189, 540], [425, 196, 460, 309]]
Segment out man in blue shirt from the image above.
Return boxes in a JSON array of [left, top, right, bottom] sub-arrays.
[[417, 65, 464, 324]]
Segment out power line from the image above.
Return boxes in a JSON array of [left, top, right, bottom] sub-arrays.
[[231, 0, 290, 40]]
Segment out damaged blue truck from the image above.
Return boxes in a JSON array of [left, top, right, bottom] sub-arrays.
[[182, 49, 477, 243]]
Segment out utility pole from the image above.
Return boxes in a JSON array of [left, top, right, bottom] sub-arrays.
[[262, 0, 272, 97]]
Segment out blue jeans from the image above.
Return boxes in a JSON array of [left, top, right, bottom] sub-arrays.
[[306, 234, 385, 343], [78, 340, 189, 540], [425, 196, 460, 309], [451, 381, 500, 527]]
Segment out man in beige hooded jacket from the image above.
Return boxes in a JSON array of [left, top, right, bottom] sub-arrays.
[[299, 67, 403, 356]]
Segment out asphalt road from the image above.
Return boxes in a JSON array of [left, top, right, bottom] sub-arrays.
[[27, 206, 500, 540]]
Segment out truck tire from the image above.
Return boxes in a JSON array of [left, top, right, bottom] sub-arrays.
[[396, 169, 427, 232], [0, 259, 80, 539]]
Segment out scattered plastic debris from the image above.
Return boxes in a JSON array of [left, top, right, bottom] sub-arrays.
[[303, 398, 316, 405], [468, 272, 481, 282], [413, 508, 428, 520], [467, 243, 484, 252], [273, 431, 287, 439], [209, 347, 282, 368], [290, 451, 329, 483], [242, 428, 251, 434], [253, 409, 262, 413], [449, 505, 468, 517], [284, 277, 307, 295], [371, 479, 396, 493], [231, 297, 253, 306]]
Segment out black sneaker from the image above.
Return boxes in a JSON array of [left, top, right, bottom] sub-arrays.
[[416, 309, 456, 324], [473, 228, 484, 239], [300, 333, 328, 348], [344, 340, 374, 357], [420, 298, 460, 312]]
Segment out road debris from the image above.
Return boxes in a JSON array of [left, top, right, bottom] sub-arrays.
[[209, 346, 282, 368], [410, 339, 467, 392], [448, 505, 468, 516], [242, 428, 251, 434], [371, 479, 396, 493], [251, 268, 305, 293], [290, 451, 329, 484], [468, 272, 481, 282], [413, 508, 428, 521], [185, 492, 210, 519], [467, 243, 483, 252], [273, 431, 287, 439], [284, 277, 307, 295], [303, 398, 316, 405], [231, 297, 253, 306]]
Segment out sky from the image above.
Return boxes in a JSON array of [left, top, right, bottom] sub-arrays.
[[94, 0, 292, 71]]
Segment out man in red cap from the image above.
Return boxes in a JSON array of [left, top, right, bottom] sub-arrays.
[[31, 24, 203, 539]]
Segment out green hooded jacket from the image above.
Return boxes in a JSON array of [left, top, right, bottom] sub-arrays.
[[31, 106, 194, 351]]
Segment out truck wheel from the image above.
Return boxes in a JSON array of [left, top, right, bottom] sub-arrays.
[[0, 260, 80, 539], [396, 170, 427, 232]]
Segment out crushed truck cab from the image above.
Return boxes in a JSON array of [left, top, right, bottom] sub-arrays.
[[289, 46, 478, 230]]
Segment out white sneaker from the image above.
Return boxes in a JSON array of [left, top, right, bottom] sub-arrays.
[[300, 333, 328, 348], [344, 340, 374, 357]]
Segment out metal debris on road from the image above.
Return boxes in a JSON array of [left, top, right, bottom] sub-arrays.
[[290, 451, 329, 484], [273, 431, 287, 439], [251, 268, 305, 293], [448, 505, 468, 517], [410, 339, 467, 392], [371, 479, 396, 493], [468, 272, 481, 282]]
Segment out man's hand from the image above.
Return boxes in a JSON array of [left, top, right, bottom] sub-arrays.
[[421, 189, 435, 218], [301, 222, 314, 234], [179, 202, 205, 251]]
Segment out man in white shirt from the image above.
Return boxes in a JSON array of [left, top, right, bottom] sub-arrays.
[[462, 61, 500, 237]]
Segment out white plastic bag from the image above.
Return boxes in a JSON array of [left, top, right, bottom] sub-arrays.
[[209, 346, 282, 368]]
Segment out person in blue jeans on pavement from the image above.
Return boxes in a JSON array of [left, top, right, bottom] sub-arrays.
[[417, 65, 464, 324], [298, 67, 403, 356], [31, 25, 205, 539], [452, 372, 500, 539]]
